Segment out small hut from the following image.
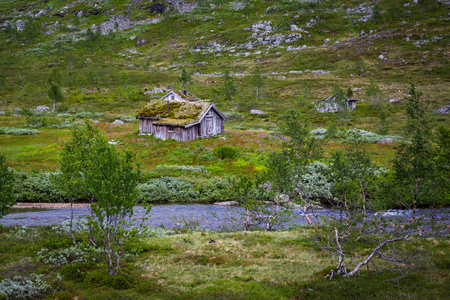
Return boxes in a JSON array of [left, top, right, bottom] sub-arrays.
[[313, 94, 358, 113], [136, 91, 226, 141]]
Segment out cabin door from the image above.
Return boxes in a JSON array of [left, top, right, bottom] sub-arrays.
[[206, 116, 213, 135]]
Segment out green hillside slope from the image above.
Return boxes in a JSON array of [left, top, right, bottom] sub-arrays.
[[0, 0, 448, 131]]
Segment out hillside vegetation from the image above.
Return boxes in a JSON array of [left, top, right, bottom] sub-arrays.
[[0, 0, 448, 127]]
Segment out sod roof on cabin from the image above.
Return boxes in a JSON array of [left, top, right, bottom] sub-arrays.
[[136, 100, 212, 126]]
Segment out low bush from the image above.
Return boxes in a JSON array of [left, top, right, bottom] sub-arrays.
[[84, 269, 132, 289], [60, 262, 95, 283], [119, 115, 137, 122], [37, 245, 102, 266], [25, 116, 70, 129], [214, 145, 238, 159], [139, 176, 231, 203], [155, 165, 208, 173], [13, 171, 65, 203], [223, 111, 245, 122], [0, 127, 39, 135], [139, 177, 198, 203], [0, 274, 52, 300], [55, 104, 70, 113]]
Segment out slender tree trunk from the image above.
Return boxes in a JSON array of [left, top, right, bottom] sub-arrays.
[[69, 196, 76, 245], [342, 179, 349, 220], [343, 234, 410, 277], [413, 179, 418, 220]]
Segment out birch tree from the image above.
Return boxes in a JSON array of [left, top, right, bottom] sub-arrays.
[[59, 124, 149, 275]]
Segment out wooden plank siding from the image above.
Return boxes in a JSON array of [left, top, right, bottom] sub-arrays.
[[198, 109, 224, 137], [138, 107, 224, 142]]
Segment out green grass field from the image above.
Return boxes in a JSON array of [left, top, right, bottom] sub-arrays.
[[0, 226, 448, 299]]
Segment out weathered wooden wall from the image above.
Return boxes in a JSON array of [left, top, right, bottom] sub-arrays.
[[198, 109, 224, 137], [139, 119, 200, 141], [139, 108, 224, 141]]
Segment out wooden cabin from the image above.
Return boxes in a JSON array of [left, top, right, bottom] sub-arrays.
[[313, 94, 358, 113], [136, 91, 226, 141]]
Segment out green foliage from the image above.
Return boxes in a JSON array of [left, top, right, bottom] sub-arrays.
[[326, 118, 338, 139], [214, 145, 238, 159], [120, 85, 141, 101], [221, 70, 237, 101], [227, 175, 289, 231], [251, 68, 265, 102], [55, 104, 70, 113], [58, 123, 147, 275], [48, 69, 62, 87], [37, 245, 101, 266], [178, 68, 192, 89], [377, 109, 389, 135], [346, 86, 353, 98], [332, 84, 350, 121], [60, 262, 95, 283], [0, 274, 52, 300], [13, 170, 65, 203], [139, 176, 230, 203], [84, 269, 132, 289], [139, 176, 197, 203], [366, 79, 384, 108], [25, 115, 68, 129], [392, 84, 435, 212], [0, 155, 15, 219]]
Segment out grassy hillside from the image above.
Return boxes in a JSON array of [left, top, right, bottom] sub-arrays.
[[0, 0, 448, 173]]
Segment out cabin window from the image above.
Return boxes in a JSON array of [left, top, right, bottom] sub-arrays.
[[168, 126, 174, 132], [170, 95, 175, 101]]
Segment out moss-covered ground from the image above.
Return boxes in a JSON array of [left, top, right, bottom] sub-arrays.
[[0, 225, 449, 299]]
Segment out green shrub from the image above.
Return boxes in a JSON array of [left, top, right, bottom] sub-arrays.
[[214, 145, 238, 159], [84, 269, 132, 289], [155, 165, 208, 173], [25, 116, 67, 129], [20, 107, 34, 116], [0, 274, 52, 300], [38, 245, 102, 266], [13, 171, 65, 202], [55, 104, 70, 113], [119, 115, 137, 122], [0, 127, 39, 135], [138, 176, 232, 203], [139, 176, 198, 203], [60, 262, 95, 283]]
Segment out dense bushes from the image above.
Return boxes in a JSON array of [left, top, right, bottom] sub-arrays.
[[0, 127, 39, 135], [10, 170, 233, 204], [13, 171, 66, 203], [214, 145, 238, 159], [0, 274, 52, 300], [139, 176, 231, 203]]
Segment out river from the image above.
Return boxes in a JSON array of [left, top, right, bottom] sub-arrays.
[[1, 204, 449, 231]]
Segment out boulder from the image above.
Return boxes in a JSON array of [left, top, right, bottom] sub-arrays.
[[112, 120, 124, 125], [137, 39, 147, 46], [36, 105, 50, 112], [250, 109, 267, 115], [436, 105, 450, 114], [377, 138, 393, 144], [16, 20, 25, 31]]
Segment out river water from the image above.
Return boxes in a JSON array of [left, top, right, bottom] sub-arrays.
[[1, 204, 449, 231]]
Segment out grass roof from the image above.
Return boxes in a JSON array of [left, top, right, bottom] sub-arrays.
[[136, 100, 211, 126]]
